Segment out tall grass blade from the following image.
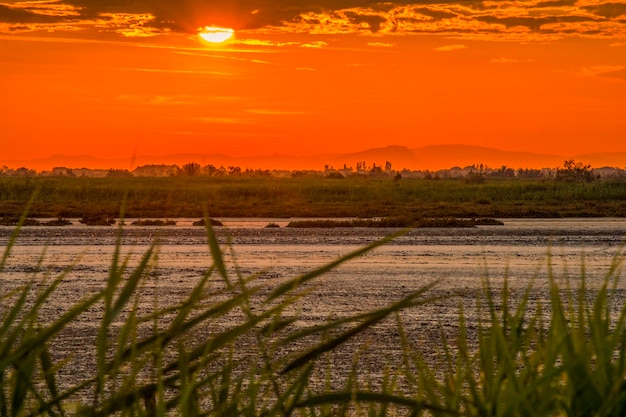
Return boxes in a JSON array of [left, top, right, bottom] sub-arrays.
[[202, 213, 229, 283], [38, 339, 64, 417]]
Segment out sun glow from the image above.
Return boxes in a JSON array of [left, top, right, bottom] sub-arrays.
[[199, 26, 234, 43]]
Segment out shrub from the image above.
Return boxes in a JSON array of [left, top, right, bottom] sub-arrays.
[[192, 218, 223, 227], [326, 172, 345, 179], [555, 159, 596, 183], [42, 217, 72, 226], [79, 214, 116, 226], [464, 172, 486, 185], [131, 219, 177, 226]]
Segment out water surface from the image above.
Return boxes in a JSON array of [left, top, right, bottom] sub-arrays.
[[1, 218, 625, 389]]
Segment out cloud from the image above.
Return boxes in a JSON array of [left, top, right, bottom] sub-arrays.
[[367, 41, 396, 47], [258, 1, 626, 42], [233, 38, 300, 47], [600, 67, 626, 80], [434, 44, 467, 51], [582, 2, 626, 19], [246, 108, 306, 115], [300, 40, 328, 48], [197, 116, 252, 125], [0, 0, 81, 18], [582, 65, 626, 80], [535, 0, 579, 7], [1, 0, 625, 43], [116, 94, 244, 106], [96, 13, 167, 37], [122, 67, 232, 76], [116, 94, 196, 106], [0, 1, 169, 36], [490, 57, 533, 63], [491, 57, 519, 63]]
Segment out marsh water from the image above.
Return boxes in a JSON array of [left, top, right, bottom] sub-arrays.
[[3, 218, 625, 292], [1, 218, 626, 389]]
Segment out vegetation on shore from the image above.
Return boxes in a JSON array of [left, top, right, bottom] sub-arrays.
[[79, 214, 116, 226], [0, 216, 72, 226], [2, 211, 626, 415], [192, 218, 223, 227], [0, 215, 504, 229], [285, 217, 503, 228], [130, 219, 177, 226], [1, 174, 626, 220]]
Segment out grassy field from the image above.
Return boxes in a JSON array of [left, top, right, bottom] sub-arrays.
[[1, 175, 626, 219]]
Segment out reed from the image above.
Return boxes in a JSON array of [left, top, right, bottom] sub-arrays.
[[397, 248, 626, 416]]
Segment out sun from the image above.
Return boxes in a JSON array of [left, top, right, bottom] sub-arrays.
[[199, 26, 234, 43]]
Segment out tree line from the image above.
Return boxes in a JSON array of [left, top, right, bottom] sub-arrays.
[[1, 160, 624, 182]]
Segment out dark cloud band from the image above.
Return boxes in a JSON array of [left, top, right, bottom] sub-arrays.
[[1, 0, 626, 41]]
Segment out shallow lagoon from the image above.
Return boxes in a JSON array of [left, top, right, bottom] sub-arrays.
[[3, 218, 625, 287], [1, 218, 626, 389]]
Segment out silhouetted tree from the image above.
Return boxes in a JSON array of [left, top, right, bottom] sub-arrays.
[[106, 169, 132, 177], [201, 164, 219, 176], [516, 168, 544, 179], [228, 166, 241, 176], [369, 164, 384, 176], [555, 160, 595, 183], [489, 165, 515, 178], [12, 167, 37, 177], [464, 171, 486, 184], [181, 162, 201, 176]]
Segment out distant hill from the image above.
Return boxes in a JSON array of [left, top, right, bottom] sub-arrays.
[[574, 152, 626, 169], [2, 145, 625, 172], [410, 145, 565, 171]]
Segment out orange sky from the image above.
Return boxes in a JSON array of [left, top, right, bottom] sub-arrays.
[[1, 0, 626, 170]]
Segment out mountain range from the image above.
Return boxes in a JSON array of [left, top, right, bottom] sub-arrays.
[[3, 145, 626, 172]]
